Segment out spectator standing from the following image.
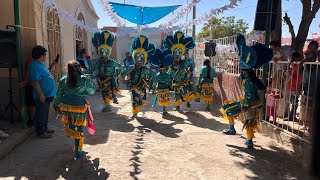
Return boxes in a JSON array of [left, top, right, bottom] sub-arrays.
[[285, 52, 303, 121], [77, 49, 89, 70], [23, 56, 36, 127], [123, 52, 135, 89], [28, 45, 57, 139], [299, 41, 320, 131], [123, 52, 135, 71], [82, 49, 94, 68], [269, 40, 288, 91]]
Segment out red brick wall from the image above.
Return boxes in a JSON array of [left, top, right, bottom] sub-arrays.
[[101, 26, 117, 60], [213, 72, 243, 103]]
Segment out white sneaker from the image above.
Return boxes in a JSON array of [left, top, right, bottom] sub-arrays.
[[0, 130, 9, 139]]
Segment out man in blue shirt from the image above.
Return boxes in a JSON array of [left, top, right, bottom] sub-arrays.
[[123, 52, 134, 70], [28, 45, 57, 139], [123, 52, 135, 89], [77, 49, 90, 69]]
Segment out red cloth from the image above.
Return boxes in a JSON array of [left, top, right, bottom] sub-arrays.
[[266, 91, 280, 108], [86, 99, 95, 135], [266, 106, 276, 118], [287, 64, 302, 92], [86, 55, 91, 61], [24, 56, 33, 84]]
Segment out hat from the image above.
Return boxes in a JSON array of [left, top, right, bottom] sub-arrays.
[[130, 35, 155, 66], [92, 30, 114, 57], [163, 31, 195, 60]]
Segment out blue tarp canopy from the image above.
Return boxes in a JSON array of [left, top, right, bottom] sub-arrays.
[[109, 2, 181, 25]]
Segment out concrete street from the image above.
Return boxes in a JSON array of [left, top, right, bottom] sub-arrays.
[[0, 90, 308, 180]]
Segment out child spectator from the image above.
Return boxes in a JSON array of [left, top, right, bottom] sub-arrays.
[[269, 41, 288, 91], [285, 52, 303, 121], [266, 90, 280, 124]]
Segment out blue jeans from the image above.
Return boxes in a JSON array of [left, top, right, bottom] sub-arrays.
[[35, 101, 50, 136]]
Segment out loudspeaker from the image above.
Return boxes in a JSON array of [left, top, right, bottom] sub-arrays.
[[204, 41, 216, 57], [0, 30, 17, 68], [254, 0, 279, 31]]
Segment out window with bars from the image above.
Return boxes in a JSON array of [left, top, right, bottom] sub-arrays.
[[75, 13, 87, 57], [46, 9, 62, 80]]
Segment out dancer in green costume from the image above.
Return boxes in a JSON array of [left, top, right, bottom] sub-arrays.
[[163, 31, 196, 111], [54, 60, 95, 158], [129, 35, 155, 116], [92, 30, 123, 112]]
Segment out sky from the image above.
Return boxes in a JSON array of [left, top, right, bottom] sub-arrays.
[[91, 0, 320, 38]]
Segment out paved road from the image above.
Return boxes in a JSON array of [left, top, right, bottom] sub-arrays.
[[0, 90, 309, 180]]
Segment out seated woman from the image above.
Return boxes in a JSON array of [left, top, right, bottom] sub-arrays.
[[54, 60, 96, 158], [195, 59, 217, 111]]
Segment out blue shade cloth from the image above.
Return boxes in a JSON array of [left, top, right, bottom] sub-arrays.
[[109, 2, 181, 25]]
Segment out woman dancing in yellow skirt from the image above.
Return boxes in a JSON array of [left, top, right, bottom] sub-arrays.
[[195, 59, 216, 111], [54, 60, 96, 158]]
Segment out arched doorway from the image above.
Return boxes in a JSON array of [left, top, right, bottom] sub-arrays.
[[46, 9, 62, 80], [75, 13, 87, 57]]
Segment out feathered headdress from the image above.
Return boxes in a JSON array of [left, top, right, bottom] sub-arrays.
[[130, 35, 155, 65], [163, 31, 195, 59], [92, 30, 114, 57], [148, 48, 173, 68], [236, 34, 273, 69]]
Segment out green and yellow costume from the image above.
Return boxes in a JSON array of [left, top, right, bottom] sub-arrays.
[[195, 60, 217, 111], [154, 71, 171, 107], [163, 31, 196, 110], [221, 34, 272, 149], [129, 35, 155, 115], [92, 30, 123, 112], [54, 74, 96, 158]]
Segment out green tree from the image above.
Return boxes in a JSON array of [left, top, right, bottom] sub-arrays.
[[197, 16, 249, 39], [283, 0, 320, 52]]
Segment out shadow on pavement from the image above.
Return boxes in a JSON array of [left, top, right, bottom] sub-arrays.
[[135, 116, 182, 138], [86, 113, 135, 145], [56, 155, 109, 180], [226, 144, 311, 180], [180, 111, 229, 132], [162, 112, 185, 123], [129, 125, 147, 180], [1, 150, 109, 180]]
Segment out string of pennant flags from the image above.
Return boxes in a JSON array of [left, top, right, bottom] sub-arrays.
[[158, 0, 202, 28], [39, 0, 242, 37]]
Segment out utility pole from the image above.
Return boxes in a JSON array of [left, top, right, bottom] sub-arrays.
[[261, 0, 273, 119], [185, 0, 189, 35], [192, 0, 196, 39], [14, 0, 27, 127], [192, 0, 196, 60]]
